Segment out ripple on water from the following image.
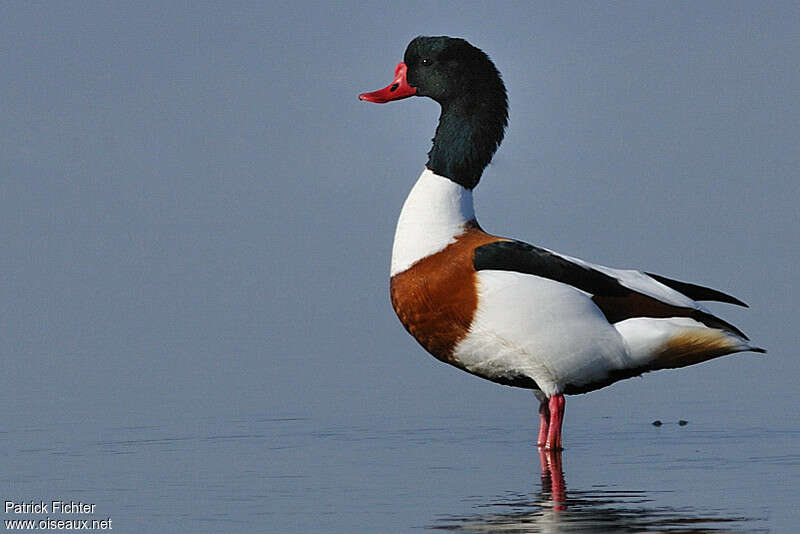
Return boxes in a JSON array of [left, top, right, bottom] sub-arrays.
[[429, 488, 768, 533]]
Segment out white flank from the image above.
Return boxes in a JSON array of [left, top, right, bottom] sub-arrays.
[[454, 270, 632, 396], [390, 167, 475, 276]]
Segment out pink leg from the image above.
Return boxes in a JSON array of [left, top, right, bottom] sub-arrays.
[[537, 400, 550, 447], [545, 394, 565, 451]]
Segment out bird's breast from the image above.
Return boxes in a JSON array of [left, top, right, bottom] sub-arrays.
[[389, 224, 503, 363]]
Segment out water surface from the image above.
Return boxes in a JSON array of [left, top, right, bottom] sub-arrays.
[[3, 407, 796, 533]]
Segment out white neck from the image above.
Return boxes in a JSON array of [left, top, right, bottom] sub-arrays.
[[390, 168, 475, 277]]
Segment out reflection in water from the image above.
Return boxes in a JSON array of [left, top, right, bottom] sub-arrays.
[[431, 449, 763, 533], [539, 448, 565, 512]]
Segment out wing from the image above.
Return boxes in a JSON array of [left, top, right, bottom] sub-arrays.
[[473, 240, 750, 339], [643, 272, 747, 307]]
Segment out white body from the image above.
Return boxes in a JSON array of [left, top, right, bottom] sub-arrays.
[[455, 270, 631, 396], [392, 168, 757, 396]]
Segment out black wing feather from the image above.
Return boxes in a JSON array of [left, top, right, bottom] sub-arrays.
[[644, 272, 748, 307], [473, 240, 630, 297]]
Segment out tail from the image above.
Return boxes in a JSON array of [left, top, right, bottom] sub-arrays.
[[614, 317, 765, 372]]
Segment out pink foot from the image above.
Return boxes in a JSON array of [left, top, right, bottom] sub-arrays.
[[545, 394, 565, 451]]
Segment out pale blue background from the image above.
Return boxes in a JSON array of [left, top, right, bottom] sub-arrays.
[[2, 2, 798, 532]]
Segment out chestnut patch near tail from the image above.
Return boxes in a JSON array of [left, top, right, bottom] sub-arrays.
[[390, 222, 504, 363], [651, 329, 741, 370]]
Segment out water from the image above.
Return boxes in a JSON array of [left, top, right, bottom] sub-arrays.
[[3, 406, 797, 533]]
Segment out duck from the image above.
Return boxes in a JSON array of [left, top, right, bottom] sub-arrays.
[[359, 36, 764, 450]]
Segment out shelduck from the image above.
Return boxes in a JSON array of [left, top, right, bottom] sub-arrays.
[[359, 36, 763, 450]]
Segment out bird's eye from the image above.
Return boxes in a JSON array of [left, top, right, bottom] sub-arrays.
[[421, 58, 431, 66]]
